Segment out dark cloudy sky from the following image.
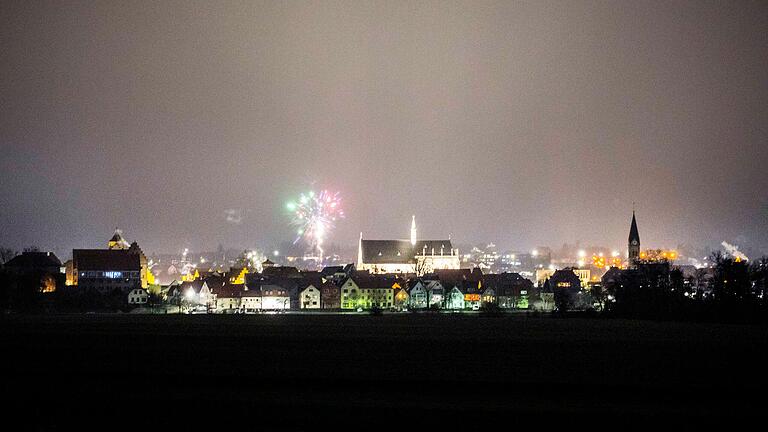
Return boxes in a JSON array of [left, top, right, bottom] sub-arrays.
[[1, 0, 766, 257]]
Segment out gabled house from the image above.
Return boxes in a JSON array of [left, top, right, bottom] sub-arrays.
[[300, 283, 321, 309], [425, 280, 444, 307], [481, 286, 496, 304], [340, 277, 361, 310], [408, 280, 428, 309], [2, 251, 63, 294], [460, 280, 483, 310], [212, 283, 244, 313], [444, 285, 465, 310], [482, 273, 533, 309], [127, 288, 148, 305], [549, 268, 582, 293], [393, 287, 409, 311], [320, 281, 340, 309], [173, 279, 216, 310]]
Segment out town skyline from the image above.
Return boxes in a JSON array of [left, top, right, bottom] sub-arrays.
[[1, 208, 761, 264]]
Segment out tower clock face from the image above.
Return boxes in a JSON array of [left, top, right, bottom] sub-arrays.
[[632, 240, 638, 246]]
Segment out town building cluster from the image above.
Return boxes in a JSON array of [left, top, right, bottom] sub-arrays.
[[1, 212, 727, 313]]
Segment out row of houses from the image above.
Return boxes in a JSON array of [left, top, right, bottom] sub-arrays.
[[165, 267, 536, 313]]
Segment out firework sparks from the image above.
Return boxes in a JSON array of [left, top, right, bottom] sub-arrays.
[[286, 190, 344, 259]]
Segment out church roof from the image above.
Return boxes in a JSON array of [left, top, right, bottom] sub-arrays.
[[628, 212, 640, 244], [360, 239, 453, 264], [351, 274, 400, 289]]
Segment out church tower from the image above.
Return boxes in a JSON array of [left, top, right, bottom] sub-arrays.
[[410, 215, 417, 246], [108, 228, 130, 250], [628, 211, 640, 263]]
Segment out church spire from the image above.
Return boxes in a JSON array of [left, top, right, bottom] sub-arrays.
[[410, 215, 417, 246], [628, 210, 640, 262], [357, 232, 364, 267], [108, 228, 130, 250]]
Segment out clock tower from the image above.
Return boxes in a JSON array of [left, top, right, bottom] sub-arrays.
[[628, 211, 640, 263]]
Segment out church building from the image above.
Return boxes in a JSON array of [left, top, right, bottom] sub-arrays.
[[357, 216, 460, 275]]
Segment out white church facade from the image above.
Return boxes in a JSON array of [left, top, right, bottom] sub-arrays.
[[357, 216, 461, 275]]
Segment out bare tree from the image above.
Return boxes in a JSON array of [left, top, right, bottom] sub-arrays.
[[414, 258, 428, 277]]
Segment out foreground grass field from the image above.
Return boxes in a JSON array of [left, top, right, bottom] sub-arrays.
[[1, 314, 765, 428]]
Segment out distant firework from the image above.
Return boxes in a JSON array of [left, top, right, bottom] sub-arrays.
[[286, 190, 344, 258]]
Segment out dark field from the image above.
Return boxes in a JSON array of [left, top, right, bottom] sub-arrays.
[[2, 314, 766, 428]]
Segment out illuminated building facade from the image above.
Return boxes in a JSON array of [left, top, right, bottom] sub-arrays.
[[340, 274, 396, 309], [259, 284, 290, 310], [299, 284, 321, 309]]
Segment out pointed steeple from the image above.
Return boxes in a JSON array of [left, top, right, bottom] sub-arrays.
[[628, 211, 640, 244], [410, 215, 417, 246], [357, 232, 364, 267], [108, 228, 130, 250], [628, 210, 640, 263]]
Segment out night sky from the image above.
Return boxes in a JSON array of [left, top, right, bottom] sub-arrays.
[[1, 1, 766, 256]]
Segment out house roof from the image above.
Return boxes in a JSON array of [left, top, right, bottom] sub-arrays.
[[179, 280, 205, 293], [360, 239, 453, 264], [3, 251, 61, 269], [549, 269, 582, 290], [296, 275, 324, 290], [350, 274, 399, 289], [262, 266, 300, 278], [211, 283, 243, 298], [73, 249, 143, 271], [482, 273, 533, 296], [241, 289, 262, 298], [320, 266, 345, 276], [300, 284, 320, 293], [423, 268, 483, 292]]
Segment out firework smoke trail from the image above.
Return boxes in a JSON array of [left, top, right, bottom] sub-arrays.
[[721, 241, 748, 261], [286, 190, 344, 260]]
